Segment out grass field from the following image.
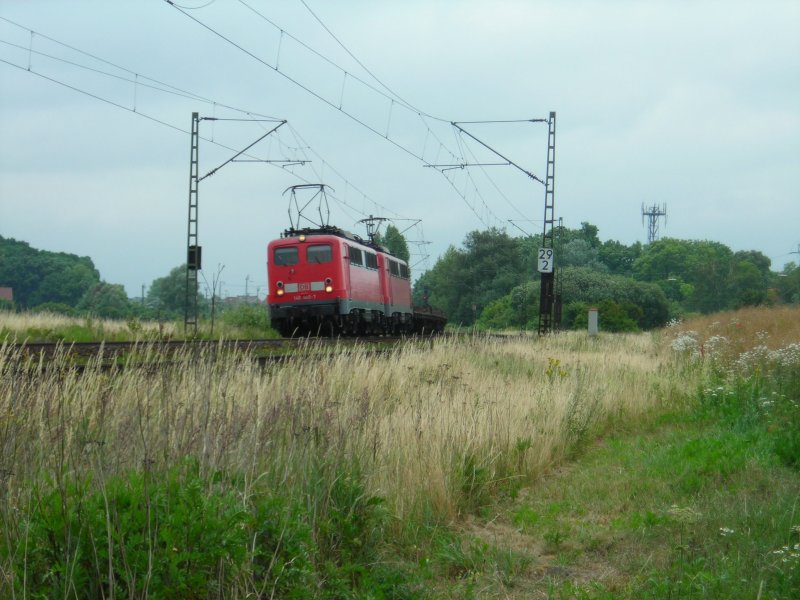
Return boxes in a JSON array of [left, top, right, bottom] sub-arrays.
[[0, 306, 798, 597], [0, 305, 278, 343]]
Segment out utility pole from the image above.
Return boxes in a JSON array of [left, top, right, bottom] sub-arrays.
[[183, 113, 290, 336], [537, 112, 558, 335], [440, 115, 555, 333], [245, 275, 250, 300], [185, 112, 200, 335]]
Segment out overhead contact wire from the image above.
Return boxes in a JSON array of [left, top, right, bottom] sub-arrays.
[[167, 0, 509, 232], [297, 0, 450, 123], [1, 18, 415, 233], [165, 0, 431, 166]]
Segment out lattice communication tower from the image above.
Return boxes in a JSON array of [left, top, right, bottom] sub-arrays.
[[642, 203, 667, 244]]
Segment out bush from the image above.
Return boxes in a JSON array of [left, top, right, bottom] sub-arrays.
[[564, 301, 589, 329], [7, 461, 249, 598], [2, 456, 414, 598], [561, 267, 669, 329], [30, 301, 76, 316], [219, 304, 273, 337], [563, 299, 641, 332], [598, 299, 640, 332]]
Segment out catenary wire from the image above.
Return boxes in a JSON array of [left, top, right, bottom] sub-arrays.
[[165, 1, 510, 227], [165, 0, 444, 166], [237, 0, 461, 167], [297, 0, 448, 123], [296, 0, 468, 172], [0, 17, 427, 242]]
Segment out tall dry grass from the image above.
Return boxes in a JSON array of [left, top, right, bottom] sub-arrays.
[[667, 305, 800, 355], [0, 330, 687, 525], [0, 310, 176, 341], [663, 305, 800, 381]]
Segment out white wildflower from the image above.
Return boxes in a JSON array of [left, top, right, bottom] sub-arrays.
[[671, 331, 701, 360]]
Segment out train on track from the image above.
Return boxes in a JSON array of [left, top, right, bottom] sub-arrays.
[[267, 226, 446, 337]]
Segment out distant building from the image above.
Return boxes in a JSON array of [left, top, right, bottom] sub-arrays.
[[0, 287, 12, 303], [223, 295, 261, 308]]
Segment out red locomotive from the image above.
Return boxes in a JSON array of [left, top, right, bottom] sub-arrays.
[[267, 225, 446, 336]]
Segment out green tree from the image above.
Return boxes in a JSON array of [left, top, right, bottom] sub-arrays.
[[560, 267, 669, 329], [417, 223, 782, 328], [375, 224, 411, 263], [729, 250, 771, 308], [413, 228, 527, 325], [776, 262, 800, 304], [413, 246, 462, 318], [78, 282, 134, 319], [477, 280, 539, 330], [685, 241, 735, 313], [734, 250, 771, 274], [560, 239, 608, 271], [147, 265, 204, 318], [596, 299, 640, 332], [0, 236, 101, 308], [577, 222, 601, 248], [475, 295, 515, 330], [598, 240, 642, 277], [730, 260, 767, 307], [517, 234, 544, 280], [30, 260, 100, 307], [633, 238, 739, 314], [633, 238, 692, 283], [459, 228, 525, 323]]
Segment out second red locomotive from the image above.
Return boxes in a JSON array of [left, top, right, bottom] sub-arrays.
[[267, 226, 445, 337]]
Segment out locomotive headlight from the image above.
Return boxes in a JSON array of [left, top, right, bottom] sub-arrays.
[[325, 278, 333, 293], [298, 234, 306, 242], [276, 289, 285, 297]]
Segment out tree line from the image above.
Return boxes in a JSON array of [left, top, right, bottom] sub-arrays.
[[0, 236, 208, 320], [0, 224, 414, 323], [412, 223, 800, 331], [3, 224, 799, 332]]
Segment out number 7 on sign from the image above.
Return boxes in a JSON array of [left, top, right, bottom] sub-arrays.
[[537, 248, 554, 273]]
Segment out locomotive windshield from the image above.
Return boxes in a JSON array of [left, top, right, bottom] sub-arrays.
[[273, 247, 299, 266], [307, 244, 332, 264]]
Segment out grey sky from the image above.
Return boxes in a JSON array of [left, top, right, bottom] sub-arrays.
[[1, 0, 798, 300]]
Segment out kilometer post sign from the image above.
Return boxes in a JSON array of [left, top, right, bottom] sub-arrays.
[[537, 248, 554, 273]]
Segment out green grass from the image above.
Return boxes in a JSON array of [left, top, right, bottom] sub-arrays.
[[2, 314, 798, 597], [491, 370, 800, 598], [1, 306, 282, 343]]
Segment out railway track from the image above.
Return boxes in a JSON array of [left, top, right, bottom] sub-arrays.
[[1, 333, 527, 375], [6, 336, 405, 358], [3, 332, 523, 370], [3, 330, 525, 359]]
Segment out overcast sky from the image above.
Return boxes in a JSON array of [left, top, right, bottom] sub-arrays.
[[1, 0, 798, 299]]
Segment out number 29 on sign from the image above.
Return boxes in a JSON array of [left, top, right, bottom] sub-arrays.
[[537, 248, 554, 273]]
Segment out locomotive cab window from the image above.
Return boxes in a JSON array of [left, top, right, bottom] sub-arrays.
[[274, 247, 298, 266], [399, 264, 410, 279], [307, 244, 332, 264], [389, 260, 400, 277], [365, 252, 378, 270]]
